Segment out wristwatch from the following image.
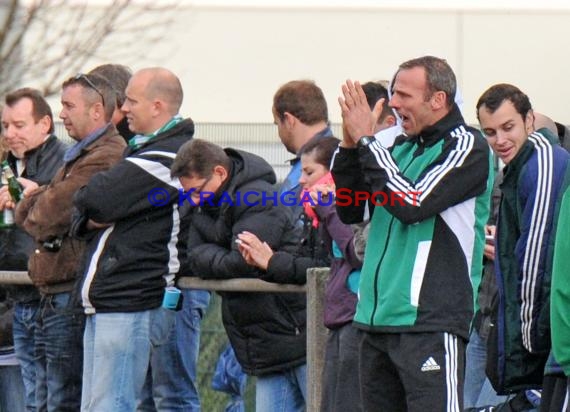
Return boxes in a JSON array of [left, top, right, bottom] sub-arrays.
[[357, 135, 375, 148]]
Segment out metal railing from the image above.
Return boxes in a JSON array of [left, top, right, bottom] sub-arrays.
[[0, 268, 330, 412]]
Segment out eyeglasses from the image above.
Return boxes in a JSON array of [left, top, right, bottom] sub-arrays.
[[74, 73, 105, 107], [189, 175, 213, 198]]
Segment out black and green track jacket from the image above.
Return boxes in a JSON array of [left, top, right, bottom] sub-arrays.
[[331, 104, 493, 340]]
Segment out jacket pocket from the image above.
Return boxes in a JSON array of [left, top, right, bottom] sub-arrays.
[[28, 238, 85, 287], [273, 294, 304, 336]]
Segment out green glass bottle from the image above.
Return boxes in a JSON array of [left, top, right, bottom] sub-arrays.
[[1, 160, 22, 227], [0, 181, 6, 228], [1, 160, 23, 202]]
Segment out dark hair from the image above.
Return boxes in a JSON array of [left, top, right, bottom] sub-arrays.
[[361, 81, 393, 122], [300, 136, 340, 170], [397, 56, 456, 107], [273, 80, 328, 125], [4, 88, 54, 134], [62, 73, 117, 121], [88, 63, 132, 108], [476, 83, 532, 122], [171, 138, 232, 178]]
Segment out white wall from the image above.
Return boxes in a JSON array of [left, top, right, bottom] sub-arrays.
[[56, 4, 570, 128]]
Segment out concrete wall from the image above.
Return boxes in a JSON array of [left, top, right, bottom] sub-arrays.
[[51, 4, 570, 128], [145, 5, 569, 127]]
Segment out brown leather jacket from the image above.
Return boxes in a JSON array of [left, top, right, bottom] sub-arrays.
[[15, 124, 126, 294]]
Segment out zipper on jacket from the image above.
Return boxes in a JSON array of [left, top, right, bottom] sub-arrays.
[[275, 294, 303, 335], [369, 217, 396, 325], [368, 152, 418, 326]]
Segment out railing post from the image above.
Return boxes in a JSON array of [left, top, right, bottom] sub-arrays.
[[306, 267, 329, 412]]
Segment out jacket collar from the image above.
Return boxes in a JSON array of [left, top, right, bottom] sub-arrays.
[[63, 123, 113, 164], [125, 118, 195, 156], [288, 125, 334, 166], [502, 128, 558, 180], [8, 134, 58, 178], [412, 104, 465, 146]]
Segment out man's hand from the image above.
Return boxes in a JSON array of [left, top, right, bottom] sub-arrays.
[[86, 219, 111, 230], [18, 177, 39, 198], [0, 186, 15, 211], [483, 225, 496, 261], [338, 80, 384, 147]]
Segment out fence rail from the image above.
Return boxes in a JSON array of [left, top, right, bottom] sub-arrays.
[[0, 268, 329, 412]]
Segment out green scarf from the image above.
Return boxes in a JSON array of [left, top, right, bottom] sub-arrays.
[[128, 115, 183, 150]]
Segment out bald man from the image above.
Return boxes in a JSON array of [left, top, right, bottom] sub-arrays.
[[73, 67, 196, 411]]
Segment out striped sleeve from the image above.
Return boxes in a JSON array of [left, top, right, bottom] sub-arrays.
[[518, 132, 556, 353], [358, 125, 490, 224]]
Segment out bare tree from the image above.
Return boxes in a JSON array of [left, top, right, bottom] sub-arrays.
[[0, 0, 179, 98]]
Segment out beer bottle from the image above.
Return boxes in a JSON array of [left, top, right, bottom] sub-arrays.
[[1, 160, 23, 202], [1, 161, 22, 227], [0, 178, 7, 228]]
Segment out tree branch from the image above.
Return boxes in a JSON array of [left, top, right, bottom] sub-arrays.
[[0, 0, 180, 98]]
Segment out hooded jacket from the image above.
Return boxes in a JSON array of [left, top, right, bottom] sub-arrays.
[[187, 148, 304, 376]]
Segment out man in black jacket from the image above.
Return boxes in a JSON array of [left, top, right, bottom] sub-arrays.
[[333, 56, 492, 411], [0, 88, 67, 411], [171, 138, 306, 412], [73, 67, 194, 411], [88, 63, 212, 411]]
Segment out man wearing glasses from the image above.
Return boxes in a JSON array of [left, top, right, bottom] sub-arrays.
[[73, 67, 195, 411], [171, 138, 306, 412], [15, 73, 126, 411], [0, 88, 68, 411]]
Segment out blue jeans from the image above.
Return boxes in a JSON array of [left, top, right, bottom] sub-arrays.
[[81, 307, 175, 412], [464, 328, 507, 408], [13, 301, 39, 412], [255, 363, 306, 412], [0, 364, 26, 412], [138, 289, 211, 412], [35, 292, 84, 412]]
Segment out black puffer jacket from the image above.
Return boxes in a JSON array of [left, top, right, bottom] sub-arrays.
[[187, 148, 304, 376]]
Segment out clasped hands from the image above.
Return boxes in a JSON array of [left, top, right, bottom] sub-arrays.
[[338, 80, 385, 148]]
